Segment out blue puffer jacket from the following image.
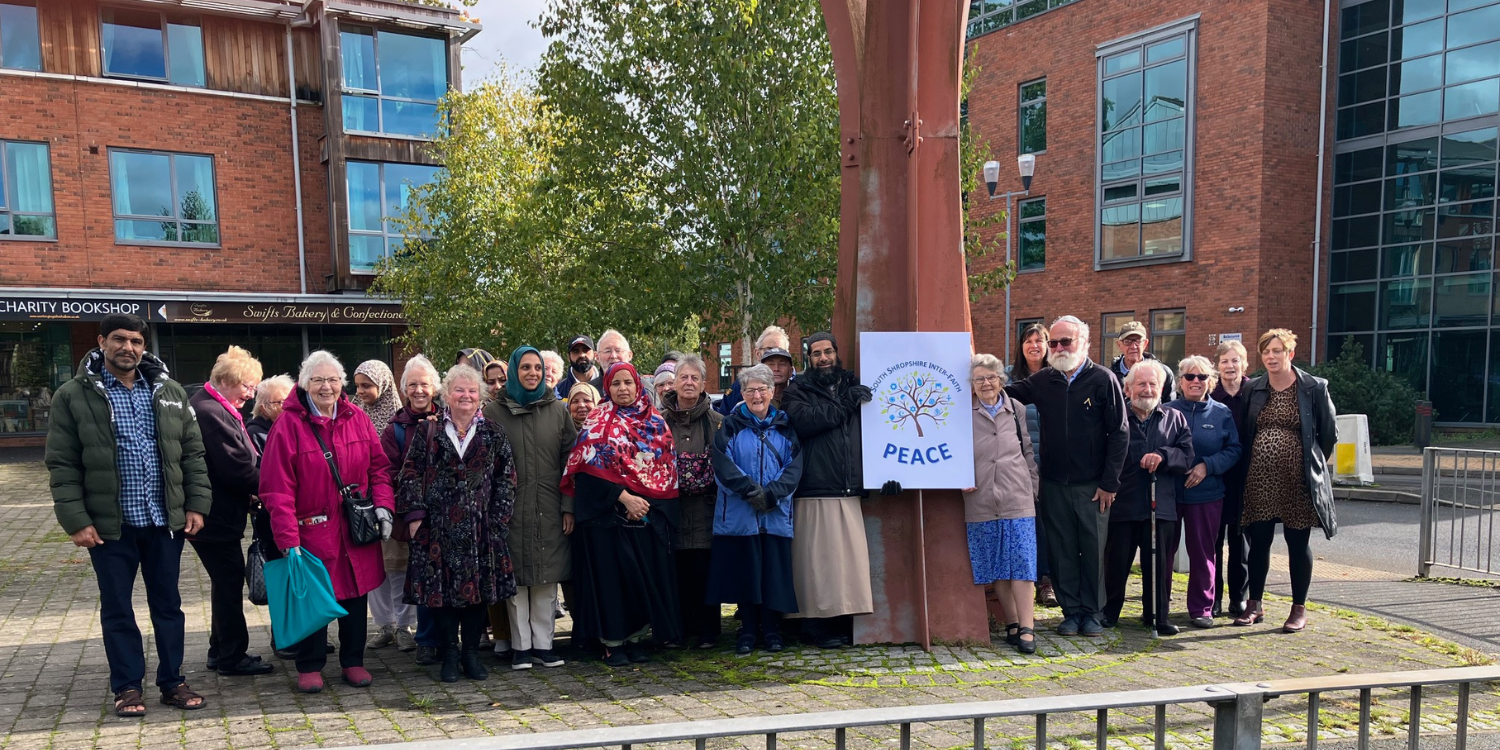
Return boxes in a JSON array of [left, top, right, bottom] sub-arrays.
[[1164, 397, 1242, 504], [711, 403, 804, 537]]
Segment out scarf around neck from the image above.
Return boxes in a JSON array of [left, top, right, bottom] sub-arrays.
[[561, 362, 678, 500]]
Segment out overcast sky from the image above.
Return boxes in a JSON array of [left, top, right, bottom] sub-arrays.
[[460, 0, 547, 84]]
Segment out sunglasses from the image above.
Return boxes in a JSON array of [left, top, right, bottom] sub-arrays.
[[1181, 373, 1211, 382], [1046, 338, 1076, 349]]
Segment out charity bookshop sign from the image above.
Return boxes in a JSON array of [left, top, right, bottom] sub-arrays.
[[859, 331, 975, 490]]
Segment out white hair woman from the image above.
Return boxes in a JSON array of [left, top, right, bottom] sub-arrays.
[[259, 350, 395, 693], [539, 350, 565, 391], [1209, 338, 1252, 618], [1165, 356, 1242, 629], [963, 354, 1040, 654], [659, 354, 724, 647], [398, 363, 518, 682], [248, 374, 294, 455]]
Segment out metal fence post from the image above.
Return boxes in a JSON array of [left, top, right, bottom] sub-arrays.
[[1212, 692, 1264, 750], [1419, 448, 1436, 578]]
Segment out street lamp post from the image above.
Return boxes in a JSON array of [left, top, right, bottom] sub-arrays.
[[984, 154, 1037, 361]]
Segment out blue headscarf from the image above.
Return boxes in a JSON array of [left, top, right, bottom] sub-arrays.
[[506, 346, 551, 407]]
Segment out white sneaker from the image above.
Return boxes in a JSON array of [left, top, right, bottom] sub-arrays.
[[366, 625, 396, 650], [394, 627, 417, 652]]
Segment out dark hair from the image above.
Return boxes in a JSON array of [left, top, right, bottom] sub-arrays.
[[100, 314, 148, 339], [1010, 323, 1049, 380]]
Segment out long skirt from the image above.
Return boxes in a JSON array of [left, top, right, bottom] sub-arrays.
[[571, 523, 682, 644], [706, 533, 798, 614], [790, 496, 874, 618]]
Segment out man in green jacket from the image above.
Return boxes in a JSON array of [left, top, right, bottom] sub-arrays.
[[45, 314, 213, 718]]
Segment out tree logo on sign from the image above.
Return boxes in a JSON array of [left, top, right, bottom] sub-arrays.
[[879, 371, 953, 438]]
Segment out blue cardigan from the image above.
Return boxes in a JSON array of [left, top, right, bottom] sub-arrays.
[[1164, 397, 1242, 504]]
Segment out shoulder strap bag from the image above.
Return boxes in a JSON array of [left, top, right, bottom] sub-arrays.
[[306, 417, 382, 546]]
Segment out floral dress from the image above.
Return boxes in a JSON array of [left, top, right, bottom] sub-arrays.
[[1241, 386, 1319, 530]]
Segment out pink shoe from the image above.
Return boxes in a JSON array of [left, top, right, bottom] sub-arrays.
[[296, 672, 323, 693], [341, 667, 373, 687]]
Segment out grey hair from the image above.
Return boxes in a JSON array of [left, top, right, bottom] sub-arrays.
[[970, 353, 1006, 384], [540, 350, 565, 371], [297, 350, 346, 390], [440, 363, 485, 400], [738, 363, 775, 389], [596, 329, 632, 353], [1177, 355, 1217, 389], [675, 353, 709, 380], [1050, 315, 1090, 342], [252, 374, 294, 418], [400, 354, 440, 391], [1123, 358, 1169, 387], [756, 325, 790, 349]]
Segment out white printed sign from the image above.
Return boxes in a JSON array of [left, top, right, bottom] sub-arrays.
[[860, 332, 976, 490]]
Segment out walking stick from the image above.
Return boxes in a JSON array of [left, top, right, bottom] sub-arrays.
[[1147, 472, 1159, 639]]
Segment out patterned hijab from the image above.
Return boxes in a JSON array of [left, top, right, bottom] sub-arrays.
[[506, 346, 550, 407], [561, 362, 678, 500], [354, 359, 400, 436]]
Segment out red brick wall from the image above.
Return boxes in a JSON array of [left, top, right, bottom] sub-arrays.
[[964, 0, 1333, 370]]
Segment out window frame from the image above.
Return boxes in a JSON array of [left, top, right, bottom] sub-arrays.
[[346, 160, 442, 275], [718, 342, 734, 392], [0, 0, 42, 72], [107, 148, 220, 248], [98, 6, 205, 87], [1094, 16, 1199, 270], [339, 24, 450, 139], [1149, 307, 1188, 365], [1017, 196, 1046, 272], [1019, 77, 1047, 155], [1100, 311, 1137, 363], [0, 139, 56, 240]]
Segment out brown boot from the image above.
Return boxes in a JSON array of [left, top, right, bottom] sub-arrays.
[[1232, 600, 1263, 627], [1036, 577, 1059, 607], [1282, 604, 1308, 633]]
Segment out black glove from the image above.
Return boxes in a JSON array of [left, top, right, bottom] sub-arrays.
[[745, 485, 774, 513], [847, 384, 874, 406], [880, 480, 903, 496]]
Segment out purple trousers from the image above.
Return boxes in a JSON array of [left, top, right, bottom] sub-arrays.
[[1179, 500, 1223, 618]]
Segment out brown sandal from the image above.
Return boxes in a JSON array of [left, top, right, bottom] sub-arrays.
[[113, 689, 146, 717], [159, 683, 206, 711]]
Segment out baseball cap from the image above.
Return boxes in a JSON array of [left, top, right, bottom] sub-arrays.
[[568, 335, 595, 351], [760, 347, 793, 363], [1116, 321, 1147, 341]]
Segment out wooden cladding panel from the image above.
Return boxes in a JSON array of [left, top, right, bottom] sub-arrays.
[[202, 15, 286, 97], [38, 0, 102, 77]]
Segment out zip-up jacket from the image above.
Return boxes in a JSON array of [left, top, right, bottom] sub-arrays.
[[1109, 352, 1176, 403], [710, 404, 804, 537], [46, 350, 212, 539], [1164, 397, 1242, 504], [1115, 405, 1194, 522], [1005, 359, 1130, 492], [781, 369, 865, 498]]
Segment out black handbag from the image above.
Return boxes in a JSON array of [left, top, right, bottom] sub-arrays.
[[246, 535, 269, 605], [307, 418, 382, 546]]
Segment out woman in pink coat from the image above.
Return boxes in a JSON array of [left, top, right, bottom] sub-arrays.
[[260, 350, 395, 694]]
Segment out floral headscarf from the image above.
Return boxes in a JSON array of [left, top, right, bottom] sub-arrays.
[[354, 359, 400, 435], [561, 362, 678, 499]]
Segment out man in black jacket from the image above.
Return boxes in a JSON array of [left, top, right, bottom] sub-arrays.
[[1108, 321, 1175, 403], [1005, 315, 1130, 638], [781, 333, 874, 648]]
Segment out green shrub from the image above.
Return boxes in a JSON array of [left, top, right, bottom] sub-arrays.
[[1306, 337, 1418, 446]]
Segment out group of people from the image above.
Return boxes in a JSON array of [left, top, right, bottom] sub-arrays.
[[46, 311, 1336, 719]]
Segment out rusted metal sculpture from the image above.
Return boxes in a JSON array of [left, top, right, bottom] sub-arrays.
[[820, 1, 989, 647]]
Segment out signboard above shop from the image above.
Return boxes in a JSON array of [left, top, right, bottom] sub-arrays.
[[0, 296, 148, 321], [149, 301, 406, 325]]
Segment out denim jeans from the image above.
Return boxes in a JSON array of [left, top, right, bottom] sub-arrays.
[[88, 525, 187, 695]]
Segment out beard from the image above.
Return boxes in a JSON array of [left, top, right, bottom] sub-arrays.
[[808, 360, 844, 387], [1047, 349, 1083, 372], [571, 358, 593, 374], [1131, 396, 1161, 413]]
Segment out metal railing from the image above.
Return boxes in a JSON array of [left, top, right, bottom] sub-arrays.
[[356, 666, 1498, 750], [1419, 446, 1500, 578]]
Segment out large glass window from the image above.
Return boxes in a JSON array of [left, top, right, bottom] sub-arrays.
[[0, 141, 54, 239], [346, 161, 442, 273], [1150, 309, 1186, 366], [1100, 311, 1135, 363], [1097, 21, 1194, 265], [340, 26, 448, 137], [1019, 79, 1046, 154], [1017, 197, 1045, 271], [109, 150, 218, 245], [0, 1, 40, 71], [100, 8, 204, 87], [968, 0, 1085, 38]]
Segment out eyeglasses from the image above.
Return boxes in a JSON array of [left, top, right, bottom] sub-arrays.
[[743, 386, 772, 396], [262, 399, 285, 407], [1181, 373, 1211, 382], [309, 377, 341, 386], [973, 375, 1001, 385], [1046, 338, 1076, 349]]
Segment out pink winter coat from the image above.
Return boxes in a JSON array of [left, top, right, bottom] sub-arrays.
[[260, 387, 395, 601]]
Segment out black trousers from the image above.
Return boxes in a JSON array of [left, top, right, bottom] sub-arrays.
[[88, 525, 186, 695], [1247, 521, 1313, 605], [189, 539, 250, 665], [1102, 519, 1177, 624], [738, 604, 783, 639], [676, 549, 720, 643], [1213, 486, 1249, 611], [295, 594, 366, 674], [432, 604, 487, 653]]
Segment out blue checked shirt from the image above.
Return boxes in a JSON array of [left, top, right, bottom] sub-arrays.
[[101, 369, 166, 527]]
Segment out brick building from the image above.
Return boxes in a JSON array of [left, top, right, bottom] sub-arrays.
[[0, 0, 477, 441], [964, 0, 1498, 424]]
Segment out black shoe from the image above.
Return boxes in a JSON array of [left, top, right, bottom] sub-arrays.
[[511, 649, 533, 671], [1005, 622, 1021, 646], [602, 646, 631, 667], [274, 646, 299, 660], [695, 637, 718, 650], [1156, 622, 1181, 636], [414, 645, 439, 666], [764, 634, 785, 653], [461, 649, 488, 680], [1015, 627, 1037, 655], [531, 648, 565, 668], [206, 653, 217, 671], [1099, 615, 1118, 629], [735, 634, 756, 656], [813, 635, 844, 649], [624, 641, 650, 663], [1190, 617, 1215, 629], [218, 656, 274, 676], [1079, 616, 1104, 637], [439, 650, 461, 683]]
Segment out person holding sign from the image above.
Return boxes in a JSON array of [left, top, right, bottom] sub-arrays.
[[782, 332, 874, 649], [963, 354, 1040, 654], [1004, 316, 1129, 638]]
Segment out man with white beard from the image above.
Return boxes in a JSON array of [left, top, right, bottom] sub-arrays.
[[1005, 315, 1129, 637]]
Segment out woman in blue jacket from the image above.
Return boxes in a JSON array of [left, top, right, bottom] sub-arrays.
[[707, 364, 805, 656], [1165, 355, 1242, 629]]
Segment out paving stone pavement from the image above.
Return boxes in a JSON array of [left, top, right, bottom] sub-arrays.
[[2, 462, 1498, 750]]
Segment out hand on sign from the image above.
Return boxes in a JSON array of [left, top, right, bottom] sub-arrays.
[[880, 480, 903, 496]]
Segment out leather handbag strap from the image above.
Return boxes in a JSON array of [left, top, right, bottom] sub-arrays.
[[304, 416, 350, 493]]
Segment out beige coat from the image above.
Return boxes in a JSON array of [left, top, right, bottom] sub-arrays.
[[484, 392, 577, 587], [963, 395, 1039, 522]]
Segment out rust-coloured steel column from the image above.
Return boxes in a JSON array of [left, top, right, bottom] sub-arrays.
[[820, 0, 988, 648]]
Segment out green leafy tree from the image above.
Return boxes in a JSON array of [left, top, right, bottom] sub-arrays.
[[960, 61, 1015, 303], [1307, 337, 1419, 446]]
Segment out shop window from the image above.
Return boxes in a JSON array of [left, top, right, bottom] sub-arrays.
[[718, 342, 733, 392], [0, 0, 40, 71], [1097, 20, 1196, 265], [1100, 311, 1135, 363], [341, 25, 449, 137], [1018, 197, 1046, 271], [101, 7, 204, 87], [346, 161, 442, 273], [0, 140, 55, 239], [1019, 79, 1046, 155], [109, 150, 218, 245], [0, 322, 73, 435], [1150, 308, 1187, 367]]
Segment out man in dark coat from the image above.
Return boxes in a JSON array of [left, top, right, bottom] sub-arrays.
[[1108, 321, 1176, 403], [781, 332, 874, 648]]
